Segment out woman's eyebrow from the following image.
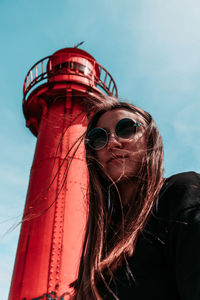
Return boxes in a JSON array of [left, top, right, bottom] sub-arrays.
[[100, 127, 110, 133], [96, 124, 111, 131]]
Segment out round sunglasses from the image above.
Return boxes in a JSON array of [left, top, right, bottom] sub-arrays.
[[85, 118, 143, 150]]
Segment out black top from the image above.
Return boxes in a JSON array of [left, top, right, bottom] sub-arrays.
[[99, 172, 200, 300]]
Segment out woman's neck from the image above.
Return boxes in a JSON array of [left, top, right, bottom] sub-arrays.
[[116, 178, 137, 205]]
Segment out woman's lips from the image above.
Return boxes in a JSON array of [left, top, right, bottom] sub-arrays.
[[107, 155, 129, 164]]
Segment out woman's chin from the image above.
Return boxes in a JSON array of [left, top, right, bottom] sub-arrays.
[[108, 171, 129, 183], [107, 167, 138, 183]]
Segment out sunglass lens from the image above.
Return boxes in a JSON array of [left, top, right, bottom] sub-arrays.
[[87, 128, 108, 150], [115, 118, 136, 138]]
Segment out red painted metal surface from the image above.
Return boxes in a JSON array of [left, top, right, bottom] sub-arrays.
[[9, 48, 118, 299]]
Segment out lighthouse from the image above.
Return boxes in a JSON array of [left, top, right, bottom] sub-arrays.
[[9, 47, 118, 299]]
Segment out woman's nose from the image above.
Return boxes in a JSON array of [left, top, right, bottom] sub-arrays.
[[107, 133, 122, 150]]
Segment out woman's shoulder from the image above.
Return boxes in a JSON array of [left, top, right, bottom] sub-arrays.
[[165, 171, 200, 185], [157, 171, 200, 219]]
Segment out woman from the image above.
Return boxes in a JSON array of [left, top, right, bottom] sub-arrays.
[[73, 96, 200, 300]]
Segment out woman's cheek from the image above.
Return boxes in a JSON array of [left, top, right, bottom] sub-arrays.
[[96, 150, 107, 168]]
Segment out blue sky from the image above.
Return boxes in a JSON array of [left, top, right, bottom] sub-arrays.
[[0, 0, 200, 298]]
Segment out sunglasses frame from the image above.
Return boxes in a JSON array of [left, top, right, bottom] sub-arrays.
[[85, 118, 144, 150]]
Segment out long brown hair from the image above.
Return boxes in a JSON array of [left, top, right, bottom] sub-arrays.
[[73, 96, 164, 299]]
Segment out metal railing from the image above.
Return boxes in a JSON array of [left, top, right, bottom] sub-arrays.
[[23, 56, 118, 100], [23, 56, 51, 99], [96, 64, 118, 97]]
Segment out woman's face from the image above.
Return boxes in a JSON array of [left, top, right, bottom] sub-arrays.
[[95, 109, 147, 183]]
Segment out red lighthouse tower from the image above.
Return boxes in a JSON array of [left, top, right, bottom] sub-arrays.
[[9, 47, 118, 299]]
